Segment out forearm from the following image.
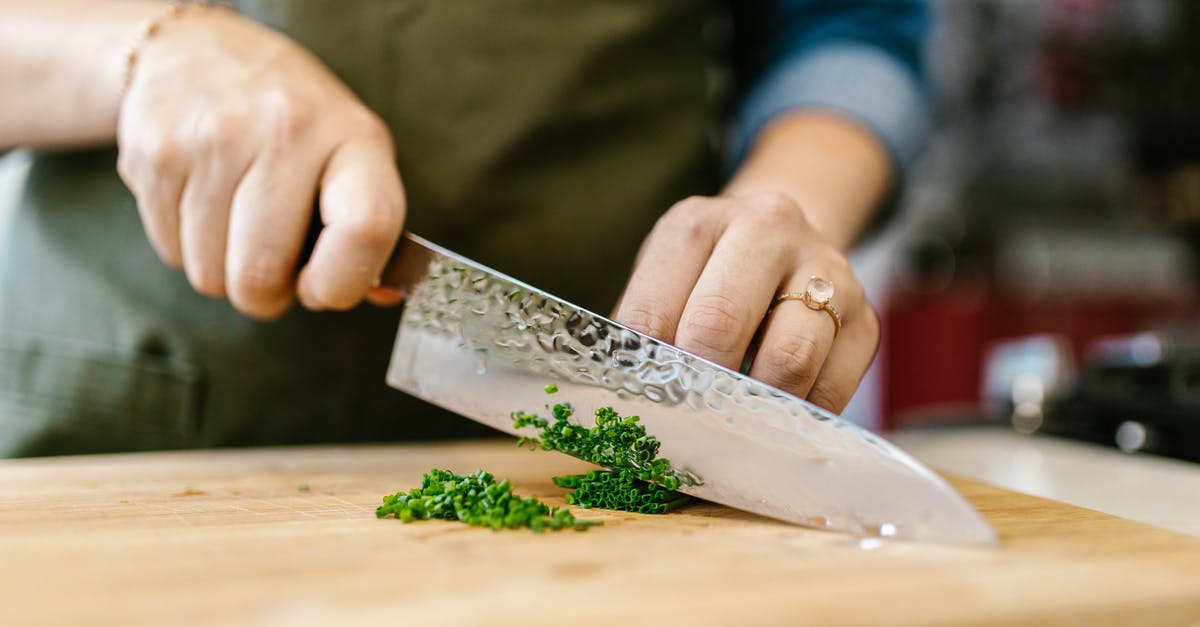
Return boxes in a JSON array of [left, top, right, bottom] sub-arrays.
[[0, 0, 165, 149], [723, 111, 892, 251]]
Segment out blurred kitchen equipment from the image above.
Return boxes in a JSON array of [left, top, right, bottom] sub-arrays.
[[1041, 331, 1200, 463]]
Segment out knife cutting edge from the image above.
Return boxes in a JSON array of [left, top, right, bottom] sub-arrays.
[[380, 232, 998, 546]]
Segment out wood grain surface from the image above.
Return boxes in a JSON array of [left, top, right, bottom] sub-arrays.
[[1, 440, 1198, 626]]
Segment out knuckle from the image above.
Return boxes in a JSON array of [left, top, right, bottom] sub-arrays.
[[156, 242, 184, 269], [239, 301, 289, 322], [354, 110, 392, 144], [186, 266, 226, 298], [133, 203, 183, 268], [750, 190, 796, 212], [667, 195, 710, 215], [761, 334, 822, 390], [145, 229, 182, 267], [261, 87, 315, 141], [330, 103, 393, 148], [301, 272, 365, 311], [618, 301, 676, 341], [343, 200, 403, 248], [229, 256, 290, 302], [654, 196, 712, 240], [678, 295, 744, 356], [826, 251, 854, 277], [806, 384, 846, 412], [746, 191, 801, 229], [195, 110, 242, 153], [311, 286, 361, 311], [840, 271, 868, 311], [152, 241, 184, 270], [143, 137, 182, 176], [657, 212, 698, 238]]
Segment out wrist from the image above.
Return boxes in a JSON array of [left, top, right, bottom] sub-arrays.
[[120, 2, 239, 97], [723, 111, 891, 250]]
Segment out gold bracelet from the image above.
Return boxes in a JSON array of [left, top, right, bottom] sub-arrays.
[[121, 1, 233, 94]]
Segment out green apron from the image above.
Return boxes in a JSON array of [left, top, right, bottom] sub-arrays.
[[0, 0, 725, 457]]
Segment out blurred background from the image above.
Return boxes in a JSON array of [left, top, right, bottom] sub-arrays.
[[838, 0, 1200, 467]]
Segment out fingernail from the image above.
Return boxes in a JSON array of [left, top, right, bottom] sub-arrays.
[[367, 286, 405, 307]]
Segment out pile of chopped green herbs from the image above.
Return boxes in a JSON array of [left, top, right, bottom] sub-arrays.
[[511, 391, 698, 515], [376, 388, 697, 532], [376, 468, 599, 532]]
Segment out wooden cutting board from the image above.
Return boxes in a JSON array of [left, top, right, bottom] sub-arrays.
[[1, 440, 1198, 626]]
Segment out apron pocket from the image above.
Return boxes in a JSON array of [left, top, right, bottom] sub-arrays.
[[0, 331, 201, 457]]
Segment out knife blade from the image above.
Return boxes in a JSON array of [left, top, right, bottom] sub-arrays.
[[380, 233, 997, 546]]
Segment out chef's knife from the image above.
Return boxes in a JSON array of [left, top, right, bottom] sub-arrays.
[[380, 233, 997, 546]]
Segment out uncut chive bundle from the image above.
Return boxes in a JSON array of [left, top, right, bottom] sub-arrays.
[[376, 468, 599, 532]]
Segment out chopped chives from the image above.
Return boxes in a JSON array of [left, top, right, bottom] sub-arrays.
[[376, 469, 599, 532], [512, 390, 698, 516], [549, 469, 693, 514]]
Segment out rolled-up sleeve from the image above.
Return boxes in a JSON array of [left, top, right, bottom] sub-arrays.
[[729, 0, 932, 174]]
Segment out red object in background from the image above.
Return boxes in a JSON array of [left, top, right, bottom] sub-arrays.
[[883, 288, 992, 428], [881, 284, 1196, 430], [1037, 0, 1113, 111]]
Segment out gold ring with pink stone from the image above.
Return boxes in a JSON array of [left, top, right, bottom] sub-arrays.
[[774, 276, 842, 338]]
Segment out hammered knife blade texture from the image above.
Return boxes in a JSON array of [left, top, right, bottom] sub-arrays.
[[382, 233, 997, 545]]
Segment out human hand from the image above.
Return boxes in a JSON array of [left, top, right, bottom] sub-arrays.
[[613, 192, 880, 412], [116, 8, 404, 319]]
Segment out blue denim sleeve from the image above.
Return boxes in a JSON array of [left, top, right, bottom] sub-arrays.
[[729, 0, 932, 175]]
